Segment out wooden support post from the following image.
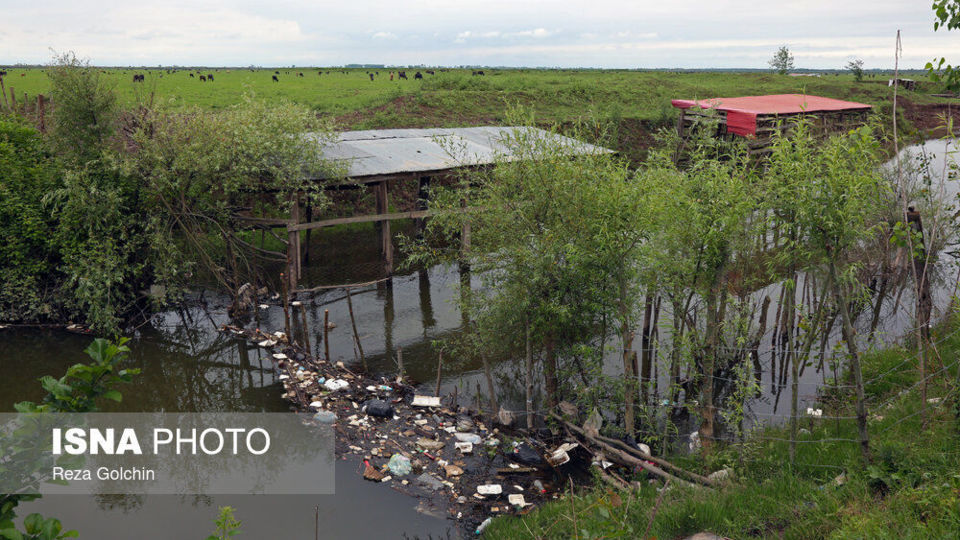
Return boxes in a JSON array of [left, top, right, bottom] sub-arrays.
[[297, 301, 311, 355], [375, 181, 393, 276], [323, 309, 330, 363], [303, 197, 312, 266], [281, 273, 292, 341], [37, 94, 45, 132], [416, 176, 430, 239], [9, 87, 15, 111], [435, 349, 443, 397], [0, 75, 8, 108], [286, 193, 302, 293]]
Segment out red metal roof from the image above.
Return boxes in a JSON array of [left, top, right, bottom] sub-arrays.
[[670, 94, 872, 137]]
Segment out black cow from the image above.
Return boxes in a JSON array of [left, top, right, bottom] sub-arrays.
[[200, 75, 207, 82], [298, 72, 304, 77], [272, 75, 279, 82], [132, 74, 145, 82], [318, 71, 322, 76], [414, 71, 423, 80], [369, 73, 374, 81], [275, 70, 280, 75], [398, 71, 407, 80], [426, 70, 435, 75], [207, 74, 214, 81], [472, 70, 485, 76], [189, 73, 195, 78]]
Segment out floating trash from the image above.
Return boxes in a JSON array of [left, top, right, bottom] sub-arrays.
[[477, 484, 502, 495], [412, 395, 441, 407]]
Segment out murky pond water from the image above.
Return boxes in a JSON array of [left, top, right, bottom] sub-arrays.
[[2, 142, 956, 538]]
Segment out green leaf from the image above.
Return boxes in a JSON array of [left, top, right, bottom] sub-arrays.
[[0, 528, 24, 540], [102, 390, 122, 403]]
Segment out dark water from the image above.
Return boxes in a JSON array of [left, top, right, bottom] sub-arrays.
[[2, 142, 956, 538]]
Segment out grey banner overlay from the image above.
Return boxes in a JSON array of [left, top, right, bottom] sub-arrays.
[[0, 413, 334, 495]]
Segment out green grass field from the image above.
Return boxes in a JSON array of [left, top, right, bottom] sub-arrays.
[[5, 66, 950, 164], [1, 67, 946, 129]]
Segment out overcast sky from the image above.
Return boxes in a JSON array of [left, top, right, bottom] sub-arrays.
[[1, 0, 956, 69]]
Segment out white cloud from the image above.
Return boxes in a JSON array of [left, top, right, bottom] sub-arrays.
[[0, 0, 955, 68]]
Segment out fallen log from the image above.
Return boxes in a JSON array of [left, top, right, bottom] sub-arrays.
[[551, 413, 713, 490]]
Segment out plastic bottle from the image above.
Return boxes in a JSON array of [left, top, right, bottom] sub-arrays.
[[475, 517, 492, 535]]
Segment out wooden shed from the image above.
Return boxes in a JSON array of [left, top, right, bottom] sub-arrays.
[[671, 94, 873, 155]]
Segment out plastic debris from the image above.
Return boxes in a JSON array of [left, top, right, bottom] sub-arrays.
[[444, 464, 464, 477], [387, 453, 412, 476], [258, 304, 269, 310], [272, 353, 288, 360], [364, 399, 395, 418], [477, 484, 502, 495], [456, 417, 475, 432], [312, 410, 337, 424], [533, 480, 545, 493], [417, 438, 445, 451], [547, 443, 579, 467], [455, 432, 482, 444], [475, 517, 492, 535], [412, 395, 442, 407], [279, 374, 290, 381], [416, 473, 445, 491], [258, 339, 277, 347], [455, 442, 474, 454], [363, 461, 384, 482], [308, 401, 324, 409], [324, 379, 350, 391], [508, 494, 528, 507], [511, 443, 545, 467]]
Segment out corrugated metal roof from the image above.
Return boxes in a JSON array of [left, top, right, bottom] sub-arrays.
[[308, 126, 612, 180]]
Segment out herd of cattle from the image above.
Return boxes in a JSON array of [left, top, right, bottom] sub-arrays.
[[1, 68, 490, 85]]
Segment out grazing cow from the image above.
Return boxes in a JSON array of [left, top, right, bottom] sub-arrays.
[[298, 72, 304, 77], [369, 73, 374, 81], [272, 75, 279, 82], [426, 70, 435, 75], [0, 70, 7, 77], [189, 73, 195, 78], [275, 70, 280, 75], [390, 74, 393, 81], [21, 73, 26, 77], [414, 71, 423, 80], [318, 71, 322, 76], [472, 70, 485, 76], [200, 75, 207, 82], [398, 71, 407, 80], [207, 74, 214, 81], [132, 74, 145, 82]]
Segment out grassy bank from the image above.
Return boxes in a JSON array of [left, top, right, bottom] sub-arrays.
[[486, 313, 960, 539]]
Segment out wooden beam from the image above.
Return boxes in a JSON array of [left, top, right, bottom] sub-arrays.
[[287, 210, 432, 232], [232, 215, 295, 226], [376, 181, 394, 275]]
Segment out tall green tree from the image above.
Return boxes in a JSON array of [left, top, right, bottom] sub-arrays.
[[769, 46, 795, 75]]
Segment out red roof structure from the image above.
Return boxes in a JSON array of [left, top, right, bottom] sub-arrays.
[[670, 94, 872, 137]]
